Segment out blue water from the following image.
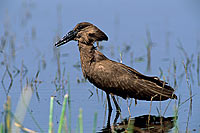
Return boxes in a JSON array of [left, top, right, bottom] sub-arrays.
[[0, 0, 199, 132]]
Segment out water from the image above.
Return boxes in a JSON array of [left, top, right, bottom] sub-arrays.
[[0, 0, 199, 132]]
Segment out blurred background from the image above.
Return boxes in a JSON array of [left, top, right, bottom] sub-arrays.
[[0, 0, 200, 132]]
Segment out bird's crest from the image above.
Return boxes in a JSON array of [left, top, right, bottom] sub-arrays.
[[73, 22, 108, 44]]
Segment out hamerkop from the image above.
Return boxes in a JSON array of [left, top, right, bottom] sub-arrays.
[[55, 22, 177, 114]]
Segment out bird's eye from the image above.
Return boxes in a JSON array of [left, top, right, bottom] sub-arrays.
[[76, 24, 89, 31], [78, 25, 83, 29]]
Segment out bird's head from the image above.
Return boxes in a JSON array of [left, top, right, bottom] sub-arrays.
[[55, 22, 108, 47]]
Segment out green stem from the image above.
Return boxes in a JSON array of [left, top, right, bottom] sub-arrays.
[[0, 123, 3, 133], [48, 96, 54, 133], [79, 108, 83, 133], [58, 94, 68, 133], [92, 112, 97, 133]]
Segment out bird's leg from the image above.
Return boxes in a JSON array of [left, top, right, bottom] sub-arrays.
[[111, 94, 121, 113], [111, 95, 121, 124], [106, 93, 113, 112], [113, 110, 120, 124], [106, 93, 112, 127]]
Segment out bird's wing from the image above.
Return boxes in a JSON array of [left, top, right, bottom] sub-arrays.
[[90, 60, 176, 101]]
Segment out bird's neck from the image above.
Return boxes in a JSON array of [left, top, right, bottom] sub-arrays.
[[78, 42, 95, 78], [78, 42, 107, 78], [78, 42, 95, 62]]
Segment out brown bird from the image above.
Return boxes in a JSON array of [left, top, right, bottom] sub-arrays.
[[55, 22, 177, 119]]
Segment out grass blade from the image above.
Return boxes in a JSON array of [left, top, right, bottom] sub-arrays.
[[58, 94, 68, 133], [79, 108, 83, 133], [0, 123, 3, 133], [5, 96, 11, 133], [48, 96, 54, 133], [92, 112, 97, 133], [11, 85, 34, 132]]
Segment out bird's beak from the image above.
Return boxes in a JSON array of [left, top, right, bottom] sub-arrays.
[[55, 30, 78, 47]]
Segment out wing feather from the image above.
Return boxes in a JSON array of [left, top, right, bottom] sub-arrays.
[[88, 60, 177, 101]]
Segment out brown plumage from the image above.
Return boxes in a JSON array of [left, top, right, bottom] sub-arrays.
[[55, 22, 177, 112]]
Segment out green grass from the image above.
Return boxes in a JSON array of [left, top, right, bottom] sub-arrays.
[[0, 123, 3, 133], [58, 94, 68, 133], [79, 108, 83, 133], [48, 96, 54, 133], [0, 93, 101, 133], [5, 96, 11, 133], [93, 112, 98, 133]]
